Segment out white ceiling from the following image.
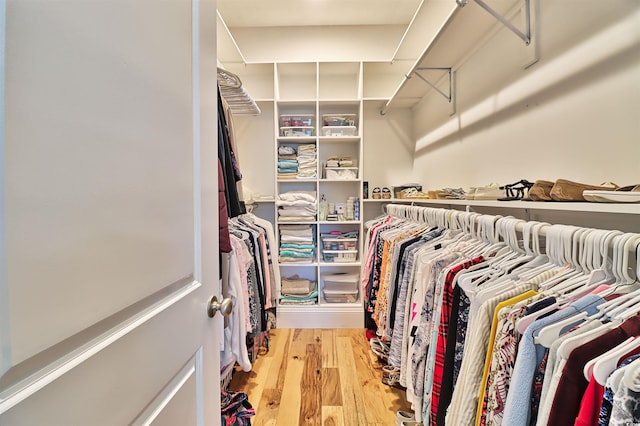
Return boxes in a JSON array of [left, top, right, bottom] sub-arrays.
[[217, 0, 423, 28], [217, 0, 425, 63]]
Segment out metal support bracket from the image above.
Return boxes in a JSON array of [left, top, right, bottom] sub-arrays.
[[414, 67, 452, 103], [458, 0, 531, 45]]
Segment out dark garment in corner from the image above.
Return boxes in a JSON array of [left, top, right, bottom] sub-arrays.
[[218, 88, 245, 218]]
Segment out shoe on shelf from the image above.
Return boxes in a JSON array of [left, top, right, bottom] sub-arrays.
[[583, 184, 640, 203], [399, 187, 418, 198], [372, 187, 381, 199], [468, 183, 505, 200], [428, 190, 444, 199], [382, 187, 392, 199], [550, 179, 618, 202], [528, 180, 554, 201], [498, 180, 534, 201]]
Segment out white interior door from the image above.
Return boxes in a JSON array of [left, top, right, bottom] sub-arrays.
[[0, 1, 222, 425]]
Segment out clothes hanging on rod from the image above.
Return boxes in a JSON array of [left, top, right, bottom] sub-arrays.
[[219, 87, 246, 221], [362, 204, 640, 426], [220, 212, 280, 381], [217, 67, 261, 116]]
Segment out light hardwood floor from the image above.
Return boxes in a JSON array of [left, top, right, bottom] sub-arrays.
[[228, 328, 412, 426]]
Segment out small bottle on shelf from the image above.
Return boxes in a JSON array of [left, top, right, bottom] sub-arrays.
[[355, 197, 360, 221], [346, 197, 355, 221], [319, 194, 328, 221]]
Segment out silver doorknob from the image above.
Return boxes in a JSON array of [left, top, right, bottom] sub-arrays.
[[207, 296, 233, 318]]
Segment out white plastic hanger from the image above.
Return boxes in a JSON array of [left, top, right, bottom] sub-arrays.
[[557, 318, 618, 360], [570, 233, 640, 329], [514, 226, 570, 334], [516, 301, 560, 334], [535, 311, 589, 347], [537, 225, 582, 292], [609, 235, 640, 321], [520, 224, 564, 280], [516, 222, 556, 282], [520, 228, 603, 338], [588, 336, 640, 384], [564, 230, 623, 303], [543, 228, 597, 297], [552, 229, 621, 301]]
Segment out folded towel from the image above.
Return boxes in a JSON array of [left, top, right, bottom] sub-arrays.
[[278, 146, 296, 156]]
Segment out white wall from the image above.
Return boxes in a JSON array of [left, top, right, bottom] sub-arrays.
[[362, 102, 415, 192], [232, 101, 275, 200], [412, 0, 640, 190]]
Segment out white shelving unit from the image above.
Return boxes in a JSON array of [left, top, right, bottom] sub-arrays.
[[273, 62, 365, 328]]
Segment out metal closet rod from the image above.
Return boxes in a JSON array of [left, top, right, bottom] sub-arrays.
[[383, 203, 637, 241]]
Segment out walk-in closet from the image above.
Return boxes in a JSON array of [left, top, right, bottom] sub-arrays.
[[217, 0, 639, 425], [1, 0, 638, 424]]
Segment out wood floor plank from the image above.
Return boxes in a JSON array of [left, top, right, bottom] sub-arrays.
[[349, 330, 409, 424], [322, 329, 338, 368], [246, 356, 272, 414], [321, 368, 342, 406], [299, 343, 322, 425], [253, 388, 281, 426], [336, 336, 368, 426], [346, 330, 391, 425], [264, 328, 290, 390], [275, 329, 314, 425], [321, 406, 344, 426]]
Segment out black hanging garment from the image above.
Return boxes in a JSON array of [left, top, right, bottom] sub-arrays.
[[218, 87, 245, 218]]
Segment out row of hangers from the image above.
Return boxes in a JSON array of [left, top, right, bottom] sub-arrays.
[[217, 67, 261, 116], [383, 204, 640, 368], [384, 204, 639, 283]]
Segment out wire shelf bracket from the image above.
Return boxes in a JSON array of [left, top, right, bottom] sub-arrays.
[[457, 0, 531, 46], [414, 67, 452, 102], [413, 67, 456, 115]]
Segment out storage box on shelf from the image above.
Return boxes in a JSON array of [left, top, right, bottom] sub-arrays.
[[322, 114, 358, 127], [280, 127, 315, 137], [321, 113, 358, 137], [323, 288, 359, 304], [320, 230, 359, 265], [322, 250, 358, 263], [322, 126, 357, 137], [321, 234, 358, 251], [280, 114, 314, 127], [321, 272, 359, 304], [324, 167, 358, 180], [319, 151, 360, 185]]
